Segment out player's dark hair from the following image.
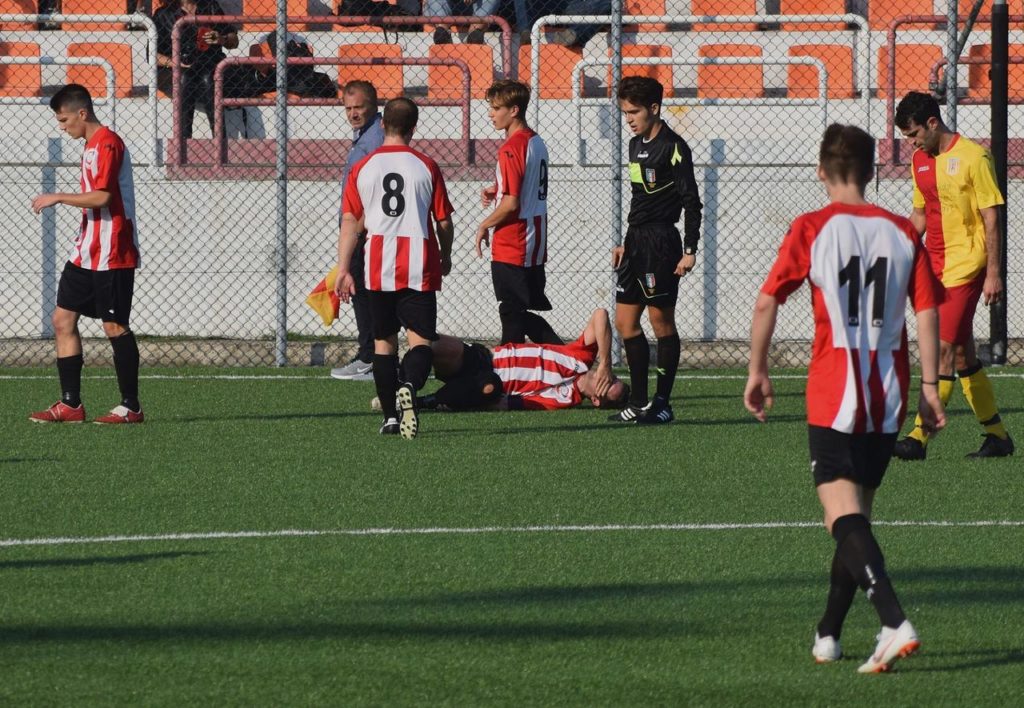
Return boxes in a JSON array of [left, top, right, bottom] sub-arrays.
[[617, 76, 663, 109], [895, 91, 942, 130], [608, 382, 631, 409], [819, 123, 874, 189], [343, 79, 378, 106], [50, 83, 94, 115], [485, 79, 530, 116], [382, 97, 418, 137]]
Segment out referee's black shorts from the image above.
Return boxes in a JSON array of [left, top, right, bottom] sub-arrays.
[[615, 223, 683, 306], [56, 261, 135, 325], [368, 288, 439, 341], [491, 261, 552, 314], [807, 425, 898, 490]]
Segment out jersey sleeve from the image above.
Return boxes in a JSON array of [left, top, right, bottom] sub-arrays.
[[761, 216, 811, 303], [908, 235, 944, 313], [90, 135, 124, 193], [910, 152, 926, 210], [970, 148, 1006, 210], [431, 162, 454, 221], [497, 144, 525, 198], [341, 158, 365, 219], [671, 137, 703, 250]]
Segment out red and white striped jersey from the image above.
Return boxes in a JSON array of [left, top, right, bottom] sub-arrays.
[[343, 145, 454, 292], [70, 126, 139, 271], [490, 128, 549, 267], [761, 202, 943, 434], [492, 335, 597, 410]]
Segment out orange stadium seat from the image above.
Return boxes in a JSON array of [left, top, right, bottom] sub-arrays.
[[245, 0, 318, 30], [610, 44, 674, 97], [624, 0, 666, 32], [967, 43, 1024, 100], [0, 0, 36, 31], [428, 44, 494, 101], [876, 43, 942, 97], [67, 42, 134, 98], [691, 0, 759, 31], [787, 44, 855, 98], [697, 44, 764, 98], [0, 42, 41, 97], [60, 0, 128, 30], [868, 0, 936, 30], [779, 0, 848, 31], [338, 43, 403, 99], [517, 44, 582, 99]]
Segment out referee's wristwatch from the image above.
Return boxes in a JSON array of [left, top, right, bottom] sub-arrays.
[[684, 246, 698, 256]]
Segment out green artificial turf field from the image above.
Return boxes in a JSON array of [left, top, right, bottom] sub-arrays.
[[2, 368, 1021, 705]]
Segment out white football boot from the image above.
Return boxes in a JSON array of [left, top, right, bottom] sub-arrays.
[[858, 620, 920, 673]]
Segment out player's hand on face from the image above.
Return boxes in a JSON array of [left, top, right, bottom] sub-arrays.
[[982, 273, 1003, 306], [743, 374, 773, 422], [592, 365, 614, 398], [31, 194, 59, 214], [674, 253, 696, 276], [611, 246, 625, 269], [333, 270, 355, 303], [481, 185, 497, 207], [474, 226, 490, 258]]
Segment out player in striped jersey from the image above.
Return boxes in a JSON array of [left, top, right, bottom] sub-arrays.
[[893, 92, 1014, 460], [745, 124, 945, 673], [475, 80, 561, 346], [335, 97, 455, 439], [29, 84, 144, 425]]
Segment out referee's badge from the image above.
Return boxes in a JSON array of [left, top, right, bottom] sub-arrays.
[[645, 168, 656, 183], [644, 273, 656, 294], [946, 157, 960, 176]]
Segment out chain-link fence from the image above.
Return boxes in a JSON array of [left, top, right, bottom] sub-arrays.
[[1, 0, 1021, 367]]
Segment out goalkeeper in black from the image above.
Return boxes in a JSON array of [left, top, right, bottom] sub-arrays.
[[609, 76, 703, 425]]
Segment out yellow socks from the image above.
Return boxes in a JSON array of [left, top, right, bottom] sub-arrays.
[[959, 363, 1009, 439]]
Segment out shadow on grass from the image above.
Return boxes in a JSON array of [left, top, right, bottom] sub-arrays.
[[0, 457, 61, 465], [0, 551, 211, 571], [432, 413, 808, 436], [169, 412, 367, 423], [909, 648, 1024, 672]]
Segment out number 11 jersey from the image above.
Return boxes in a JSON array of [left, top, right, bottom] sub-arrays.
[[761, 202, 943, 434], [343, 145, 454, 292]]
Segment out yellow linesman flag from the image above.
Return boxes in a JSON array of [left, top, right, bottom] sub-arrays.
[[306, 266, 340, 326]]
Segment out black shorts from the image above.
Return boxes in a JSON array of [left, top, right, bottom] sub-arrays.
[[438, 342, 494, 383], [367, 289, 438, 341], [807, 425, 898, 490], [491, 261, 552, 313], [615, 224, 682, 305], [56, 262, 135, 325]]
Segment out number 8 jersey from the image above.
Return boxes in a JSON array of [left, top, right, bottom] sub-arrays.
[[761, 202, 943, 434], [343, 145, 454, 292]]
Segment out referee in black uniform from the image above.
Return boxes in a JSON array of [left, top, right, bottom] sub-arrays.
[[609, 76, 702, 425]]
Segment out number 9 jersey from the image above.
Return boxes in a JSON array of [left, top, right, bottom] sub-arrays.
[[342, 145, 454, 292], [761, 202, 943, 434]]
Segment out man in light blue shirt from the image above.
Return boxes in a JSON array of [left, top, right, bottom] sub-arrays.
[[331, 80, 386, 380]]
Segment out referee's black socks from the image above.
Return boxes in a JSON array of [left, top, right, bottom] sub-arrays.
[[655, 333, 680, 401], [57, 353, 84, 408], [832, 513, 906, 629], [623, 334, 650, 406], [110, 331, 141, 412]]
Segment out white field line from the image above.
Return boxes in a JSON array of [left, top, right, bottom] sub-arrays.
[[2, 373, 1022, 381], [2, 520, 1022, 548]]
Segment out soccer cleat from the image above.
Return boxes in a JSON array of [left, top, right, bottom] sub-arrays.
[[608, 403, 646, 423], [636, 396, 674, 425], [396, 383, 419, 440], [966, 433, 1015, 459], [93, 405, 144, 425], [330, 358, 373, 380], [857, 620, 920, 674], [379, 417, 400, 435], [29, 401, 85, 424], [893, 436, 927, 461], [812, 633, 842, 664]]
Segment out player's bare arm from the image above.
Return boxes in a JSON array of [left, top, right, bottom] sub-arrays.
[[31, 189, 111, 214], [744, 292, 779, 422], [979, 206, 1003, 305], [914, 306, 947, 434], [436, 217, 455, 276], [480, 184, 497, 207], [580, 308, 615, 397], [334, 212, 360, 301], [908, 207, 926, 235], [475, 194, 519, 258]]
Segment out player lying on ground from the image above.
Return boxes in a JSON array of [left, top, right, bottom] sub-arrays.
[[744, 123, 945, 673], [373, 308, 629, 412]]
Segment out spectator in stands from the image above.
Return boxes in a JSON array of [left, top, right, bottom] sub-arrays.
[[153, 0, 239, 139], [330, 80, 385, 381], [547, 0, 612, 49], [424, 0, 530, 44]]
